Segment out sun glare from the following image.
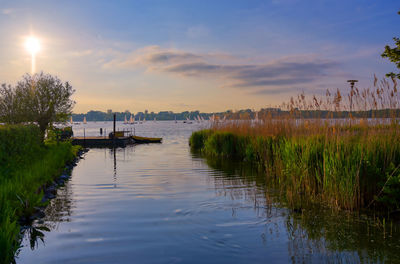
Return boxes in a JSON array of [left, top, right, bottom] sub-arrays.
[[25, 36, 41, 74], [25, 36, 40, 55]]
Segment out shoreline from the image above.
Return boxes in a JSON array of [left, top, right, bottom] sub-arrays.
[[18, 148, 88, 227]]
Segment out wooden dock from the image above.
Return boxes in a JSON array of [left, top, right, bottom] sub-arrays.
[[72, 136, 134, 147], [71, 136, 162, 148], [70, 113, 162, 148]]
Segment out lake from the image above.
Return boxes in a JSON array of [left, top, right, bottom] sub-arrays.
[[16, 121, 400, 263]]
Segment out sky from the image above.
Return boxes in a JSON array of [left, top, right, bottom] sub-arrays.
[[0, 0, 399, 113]]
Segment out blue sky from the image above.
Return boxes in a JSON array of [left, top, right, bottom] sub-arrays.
[[0, 0, 399, 113]]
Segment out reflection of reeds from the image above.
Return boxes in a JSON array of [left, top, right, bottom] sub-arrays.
[[190, 79, 400, 211]]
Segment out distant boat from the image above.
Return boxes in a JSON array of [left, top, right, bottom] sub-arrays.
[[185, 117, 192, 124], [131, 135, 162, 143], [143, 117, 146, 122], [124, 115, 128, 124], [70, 116, 80, 125], [83, 116, 87, 124], [129, 114, 134, 124]]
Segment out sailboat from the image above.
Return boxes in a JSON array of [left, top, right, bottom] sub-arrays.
[[70, 116, 80, 125], [143, 117, 146, 122], [154, 117, 156, 122], [83, 116, 87, 124], [211, 114, 216, 122], [129, 114, 134, 124], [124, 115, 128, 124]]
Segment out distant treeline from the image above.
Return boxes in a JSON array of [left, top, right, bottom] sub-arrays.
[[71, 110, 213, 121], [72, 108, 400, 121]]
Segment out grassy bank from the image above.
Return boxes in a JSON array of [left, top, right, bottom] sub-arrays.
[[0, 125, 80, 264], [190, 125, 400, 211]]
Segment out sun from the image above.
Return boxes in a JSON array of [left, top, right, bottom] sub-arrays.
[[25, 36, 40, 55]]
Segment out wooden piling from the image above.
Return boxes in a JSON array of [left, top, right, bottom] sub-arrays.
[[113, 113, 116, 145]]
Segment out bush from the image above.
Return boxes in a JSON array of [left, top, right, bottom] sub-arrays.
[[0, 125, 42, 178]]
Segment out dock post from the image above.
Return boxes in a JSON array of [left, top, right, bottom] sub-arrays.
[[113, 113, 116, 145]]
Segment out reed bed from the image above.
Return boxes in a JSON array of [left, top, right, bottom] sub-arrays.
[[190, 78, 400, 211], [0, 125, 79, 264]]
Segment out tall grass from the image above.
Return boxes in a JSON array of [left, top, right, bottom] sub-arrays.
[[0, 125, 79, 264], [190, 78, 400, 211]]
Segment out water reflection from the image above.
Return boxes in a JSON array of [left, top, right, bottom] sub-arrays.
[[16, 122, 400, 264], [113, 148, 117, 188], [19, 179, 74, 253], [202, 154, 400, 263]]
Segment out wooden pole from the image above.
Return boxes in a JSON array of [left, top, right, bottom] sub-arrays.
[[113, 113, 116, 135], [113, 113, 116, 145]]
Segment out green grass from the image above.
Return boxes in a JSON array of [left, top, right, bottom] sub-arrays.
[[190, 126, 400, 211], [0, 125, 79, 264]]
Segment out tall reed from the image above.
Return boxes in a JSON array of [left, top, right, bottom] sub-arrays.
[[190, 78, 400, 211]]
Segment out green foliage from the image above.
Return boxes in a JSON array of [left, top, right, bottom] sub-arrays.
[[0, 124, 79, 263], [200, 131, 248, 159], [189, 129, 213, 151], [46, 126, 73, 142], [381, 11, 400, 79], [376, 163, 400, 208], [0, 84, 26, 124], [0, 125, 42, 178]]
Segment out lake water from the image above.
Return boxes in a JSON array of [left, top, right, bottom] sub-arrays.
[[16, 121, 400, 263]]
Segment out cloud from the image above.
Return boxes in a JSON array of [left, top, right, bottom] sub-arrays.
[[107, 46, 338, 93], [146, 51, 201, 64], [105, 46, 202, 69], [162, 60, 337, 88]]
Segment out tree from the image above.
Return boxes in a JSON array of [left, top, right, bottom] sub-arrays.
[[0, 83, 26, 124], [0, 73, 75, 140], [381, 11, 400, 79]]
